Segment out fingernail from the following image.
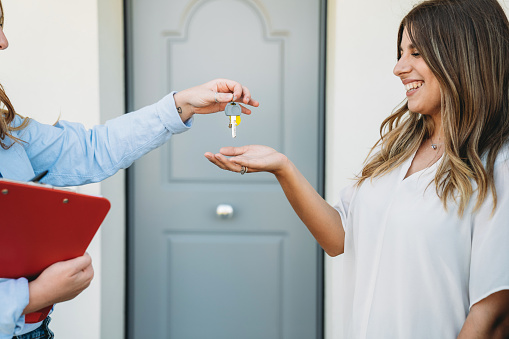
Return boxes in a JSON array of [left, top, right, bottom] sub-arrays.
[[232, 95, 237, 101]]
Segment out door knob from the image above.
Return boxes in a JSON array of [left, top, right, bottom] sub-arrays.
[[216, 204, 234, 218]]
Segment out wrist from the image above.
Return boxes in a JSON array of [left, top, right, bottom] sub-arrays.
[[272, 155, 292, 178], [23, 280, 53, 315], [173, 91, 193, 122]]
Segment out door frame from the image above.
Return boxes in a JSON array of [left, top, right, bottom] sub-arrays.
[[123, 1, 327, 337]]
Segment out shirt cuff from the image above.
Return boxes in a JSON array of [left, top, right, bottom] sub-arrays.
[[155, 91, 193, 134], [0, 278, 29, 337]]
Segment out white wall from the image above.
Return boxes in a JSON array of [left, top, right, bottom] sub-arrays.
[[1, 1, 101, 338], [97, 1, 126, 338], [324, 0, 509, 338], [0, 0, 124, 338]]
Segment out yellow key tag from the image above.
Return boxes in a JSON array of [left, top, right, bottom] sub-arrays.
[[225, 102, 242, 138]]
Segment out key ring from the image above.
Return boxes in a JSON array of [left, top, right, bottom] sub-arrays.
[[240, 166, 248, 175]]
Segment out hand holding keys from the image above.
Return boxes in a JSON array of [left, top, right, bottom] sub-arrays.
[[225, 101, 241, 138]]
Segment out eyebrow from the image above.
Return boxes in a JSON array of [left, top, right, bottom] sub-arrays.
[[399, 43, 417, 52]]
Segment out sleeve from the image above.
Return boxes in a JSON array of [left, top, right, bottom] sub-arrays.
[[332, 183, 356, 232], [469, 158, 509, 308], [0, 278, 29, 338], [19, 92, 192, 186]]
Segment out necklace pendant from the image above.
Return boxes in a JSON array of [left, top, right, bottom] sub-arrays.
[[431, 144, 438, 150]]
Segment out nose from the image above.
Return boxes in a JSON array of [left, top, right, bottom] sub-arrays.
[[0, 27, 9, 50], [393, 55, 410, 77]]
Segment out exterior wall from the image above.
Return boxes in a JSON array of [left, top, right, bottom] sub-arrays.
[[1, 1, 102, 338], [97, 1, 125, 338], [1, 0, 125, 338]]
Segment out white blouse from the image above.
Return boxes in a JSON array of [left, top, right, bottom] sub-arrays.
[[334, 147, 509, 338]]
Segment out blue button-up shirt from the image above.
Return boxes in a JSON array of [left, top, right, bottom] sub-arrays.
[[0, 92, 191, 337]]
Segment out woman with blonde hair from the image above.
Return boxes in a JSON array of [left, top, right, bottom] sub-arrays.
[[0, 1, 258, 338], [207, 0, 509, 337]]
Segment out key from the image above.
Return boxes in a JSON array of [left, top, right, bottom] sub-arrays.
[[224, 102, 241, 138]]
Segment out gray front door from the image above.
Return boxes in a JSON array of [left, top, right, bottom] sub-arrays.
[[126, 0, 325, 338]]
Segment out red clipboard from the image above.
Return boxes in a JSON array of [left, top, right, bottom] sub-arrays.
[[0, 179, 111, 323]]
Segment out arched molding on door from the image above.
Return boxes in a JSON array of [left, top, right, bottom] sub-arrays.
[[160, 0, 289, 183], [161, 0, 289, 40]]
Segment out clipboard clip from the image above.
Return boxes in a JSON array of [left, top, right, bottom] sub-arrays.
[[29, 170, 49, 183]]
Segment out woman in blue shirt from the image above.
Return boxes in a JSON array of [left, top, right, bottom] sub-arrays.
[[0, 2, 259, 338]]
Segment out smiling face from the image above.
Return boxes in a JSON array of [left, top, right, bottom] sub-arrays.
[[394, 27, 441, 118]]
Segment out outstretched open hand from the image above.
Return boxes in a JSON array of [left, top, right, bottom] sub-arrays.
[[204, 145, 289, 175]]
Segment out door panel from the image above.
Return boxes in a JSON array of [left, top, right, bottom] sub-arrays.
[[165, 233, 284, 338], [127, 0, 323, 338]]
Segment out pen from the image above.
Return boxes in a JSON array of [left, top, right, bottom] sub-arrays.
[[29, 170, 49, 183]]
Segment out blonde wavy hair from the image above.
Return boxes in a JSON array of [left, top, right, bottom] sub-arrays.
[[0, 0, 30, 149], [358, 0, 509, 216]]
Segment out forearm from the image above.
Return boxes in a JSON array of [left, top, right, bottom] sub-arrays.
[[275, 160, 345, 256], [173, 91, 194, 122], [458, 316, 509, 339], [27, 92, 190, 186], [204, 145, 343, 253], [458, 291, 509, 339], [22, 281, 53, 315]]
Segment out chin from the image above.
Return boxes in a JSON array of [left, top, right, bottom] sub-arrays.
[[408, 101, 441, 116], [408, 105, 423, 114]]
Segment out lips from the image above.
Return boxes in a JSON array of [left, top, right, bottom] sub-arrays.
[[404, 81, 423, 92]]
